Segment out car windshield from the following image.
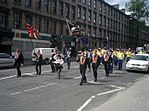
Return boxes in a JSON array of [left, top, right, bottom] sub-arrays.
[[131, 55, 148, 61]]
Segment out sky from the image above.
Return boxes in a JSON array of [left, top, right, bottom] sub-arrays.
[[105, 0, 129, 9], [105, 0, 149, 25]]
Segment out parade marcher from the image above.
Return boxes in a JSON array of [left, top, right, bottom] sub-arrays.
[[79, 52, 88, 86], [14, 49, 23, 77], [97, 48, 103, 67], [86, 49, 92, 71], [50, 49, 56, 73], [65, 48, 72, 69], [103, 50, 112, 77], [34, 50, 43, 75], [117, 49, 125, 70], [53, 53, 64, 79], [92, 49, 99, 82], [125, 48, 132, 62]]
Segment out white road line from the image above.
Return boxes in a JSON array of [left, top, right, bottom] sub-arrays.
[[97, 87, 124, 96], [88, 80, 101, 85], [0, 75, 17, 81], [0, 70, 51, 81], [76, 85, 125, 111], [11, 83, 56, 96], [77, 96, 96, 111], [101, 77, 105, 79], [73, 76, 82, 80]]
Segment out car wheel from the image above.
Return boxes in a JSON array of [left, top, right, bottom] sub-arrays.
[[146, 68, 149, 74], [44, 59, 49, 64]]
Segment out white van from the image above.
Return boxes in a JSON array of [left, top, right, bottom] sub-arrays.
[[31, 48, 55, 64]]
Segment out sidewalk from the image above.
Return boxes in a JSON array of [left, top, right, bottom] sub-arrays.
[[91, 75, 149, 111]]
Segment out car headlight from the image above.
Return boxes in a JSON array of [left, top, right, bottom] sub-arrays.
[[126, 63, 131, 65]]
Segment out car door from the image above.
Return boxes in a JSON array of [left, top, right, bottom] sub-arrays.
[[0, 53, 14, 67]]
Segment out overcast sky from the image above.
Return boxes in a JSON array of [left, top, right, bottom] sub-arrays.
[[105, 0, 129, 9]]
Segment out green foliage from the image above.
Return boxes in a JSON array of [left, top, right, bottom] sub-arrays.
[[125, 0, 149, 21]]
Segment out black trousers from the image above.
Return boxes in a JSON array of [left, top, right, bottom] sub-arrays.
[[104, 62, 110, 76], [79, 65, 87, 85], [16, 65, 21, 76], [92, 63, 98, 81], [36, 63, 41, 75]]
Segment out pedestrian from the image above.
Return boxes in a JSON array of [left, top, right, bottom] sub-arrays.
[[79, 52, 88, 86], [86, 49, 92, 71], [92, 49, 99, 82], [117, 49, 125, 70], [53, 53, 64, 79], [14, 49, 23, 77], [50, 49, 56, 73], [103, 50, 112, 77], [65, 48, 72, 69], [34, 50, 43, 75]]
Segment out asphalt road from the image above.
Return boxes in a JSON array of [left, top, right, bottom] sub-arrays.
[[0, 62, 146, 111]]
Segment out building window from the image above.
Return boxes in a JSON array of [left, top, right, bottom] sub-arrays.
[[25, 14, 32, 25], [88, 10, 91, 22], [99, 14, 102, 26], [93, 0, 96, 8], [93, 27, 96, 37], [98, 29, 102, 38], [14, 12, 22, 29], [14, 0, 21, 3], [35, 0, 41, 9], [82, 0, 86, 4], [93, 12, 96, 23], [78, 0, 81, 2], [59, 22, 63, 35], [59, 0, 63, 16], [25, 0, 31, 7], [52, 0, 57, 15], [0, 0, 6, 2], [82, 8, 86, 21], [44, 19, 49, 33], [52, 21, 57, 34], [103, 16, 106, 27], [77, 5, 81, 19], [0, 12, 6, 29], [35, 17, 41, 31], [65, 3, 69, 18], [71, 6, 76, 19], [88, 25, 91, 36], [88, 0, 91, 6], [44, 0, 49, 12]]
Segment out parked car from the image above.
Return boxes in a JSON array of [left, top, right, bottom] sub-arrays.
[[126, 54, 149, 73], [0, 53, 15, 68]]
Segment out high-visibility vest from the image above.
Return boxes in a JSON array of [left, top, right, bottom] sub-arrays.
[[92, 54, 98, 63], [80, 56, 86, 65]]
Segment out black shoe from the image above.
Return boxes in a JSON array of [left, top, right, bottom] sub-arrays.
[[105, 75, 109, 77], [79, 83, 82, 86], [83, 81, 87, 83], [94, 79, 97, 82]]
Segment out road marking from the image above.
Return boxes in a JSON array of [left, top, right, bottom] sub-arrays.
[[97, 88, 124, 96], [76, 85, 125, 111], [73, 76, 82, 80], [77, 96, 96, 111], [11, 83, 56, 96], [0, 70, 51, 81], [88, 80, 101, 85], [0, 75, 17, 81]]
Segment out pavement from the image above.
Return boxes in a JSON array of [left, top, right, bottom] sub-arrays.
[[90, 74, 149, 111]]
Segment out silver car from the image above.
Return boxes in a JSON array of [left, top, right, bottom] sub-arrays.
[[0, 53, 15, 68]]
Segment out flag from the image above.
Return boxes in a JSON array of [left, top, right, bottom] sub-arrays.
[[65, 19, 86, 36], [25, 23, 39, 39]]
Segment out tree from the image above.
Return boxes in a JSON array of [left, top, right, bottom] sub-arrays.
[[125, 0, 149, 22]]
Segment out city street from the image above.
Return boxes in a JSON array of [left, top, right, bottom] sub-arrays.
[[0, 62, 146, 111]]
